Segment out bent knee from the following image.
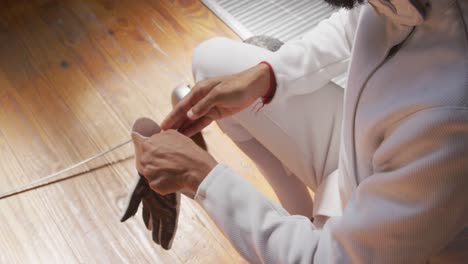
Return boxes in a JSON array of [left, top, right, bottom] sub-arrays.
[[193, 37, 231, 60], [192, 37, 232, 80]]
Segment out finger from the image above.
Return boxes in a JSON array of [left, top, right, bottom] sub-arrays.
[[179, 116, 213, 137], [148, 215, 153, 231], [120, 194, 140, 222], [142, 200, 151, 230], [188, 89, 221, 120], [160, 216, 176, 250], [120, 177, 146, 222], [177, 118, 196, 133], [161, 87, 199, 130], [151, 214, 161, 245], [161, 102, 191, 131], [162, 80, 219, 130], [157, 218, 164, 248], [160, 193, 180, 250]]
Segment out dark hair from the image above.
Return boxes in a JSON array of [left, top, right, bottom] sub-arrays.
[[323, 0, 364, 9]]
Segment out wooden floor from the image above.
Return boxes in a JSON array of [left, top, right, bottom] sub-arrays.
[[0, 0, 278, 263]]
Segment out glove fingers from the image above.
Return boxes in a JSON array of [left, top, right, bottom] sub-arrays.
[[151, 216, 162, 246], [148, 216, 153, 231], [154, 192, 180, 250], [142, 200, 152, 230], [160, 215, 176, 250], [148, 196, 162, 245], [142, 191, 180, 250], [121, 177, 147, 222]]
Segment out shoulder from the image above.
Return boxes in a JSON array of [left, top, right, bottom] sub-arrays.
[[373, 106, 468, 173]]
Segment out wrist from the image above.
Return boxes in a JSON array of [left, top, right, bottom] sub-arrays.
[[249, 63, 271, 98], [258, 61, 276, 104], [186, 157, 218, 194]]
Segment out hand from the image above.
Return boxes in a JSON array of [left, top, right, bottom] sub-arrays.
[[121, 117, 211, 250], [135, 129, 218, 197], [161, 64, 271, 136]]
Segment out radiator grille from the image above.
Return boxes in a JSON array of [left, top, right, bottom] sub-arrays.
[[202, 0, 335, 41]]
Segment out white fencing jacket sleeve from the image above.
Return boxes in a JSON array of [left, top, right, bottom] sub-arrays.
[[265, 7, 360, 100], [195, 108, 468, 263]]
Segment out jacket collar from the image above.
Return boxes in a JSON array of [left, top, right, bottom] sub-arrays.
[[368, 0, 455, 26]]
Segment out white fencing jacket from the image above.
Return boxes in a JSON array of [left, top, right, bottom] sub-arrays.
[[195, 0, 468, 263]]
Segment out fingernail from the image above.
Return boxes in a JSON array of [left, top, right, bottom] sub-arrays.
[[187, 109, 195, 119]]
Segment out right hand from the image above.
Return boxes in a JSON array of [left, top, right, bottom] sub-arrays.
[[161, 64, 271, 136]]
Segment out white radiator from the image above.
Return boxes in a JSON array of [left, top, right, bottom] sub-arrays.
[[202, 0, 335, 41]]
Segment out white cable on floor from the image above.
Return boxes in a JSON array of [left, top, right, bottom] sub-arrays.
[[0, 139, 132, 200]]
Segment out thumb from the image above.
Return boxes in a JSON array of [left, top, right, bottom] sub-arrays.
[[188, 90, 219, 120]]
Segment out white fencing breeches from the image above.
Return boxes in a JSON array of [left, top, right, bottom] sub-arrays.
[[192, 37, 344, 220]]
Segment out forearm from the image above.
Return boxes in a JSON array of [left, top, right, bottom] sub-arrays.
[[195, 164, 322, 263]]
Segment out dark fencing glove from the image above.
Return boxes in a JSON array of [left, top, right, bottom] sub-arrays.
[[121, 174, 180, 250], [121, 117, 207, 250], [121, 117, 180, 250]]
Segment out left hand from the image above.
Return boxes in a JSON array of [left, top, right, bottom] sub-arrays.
[[161, 64, 271, 137], [134, 129, 218, 197]]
